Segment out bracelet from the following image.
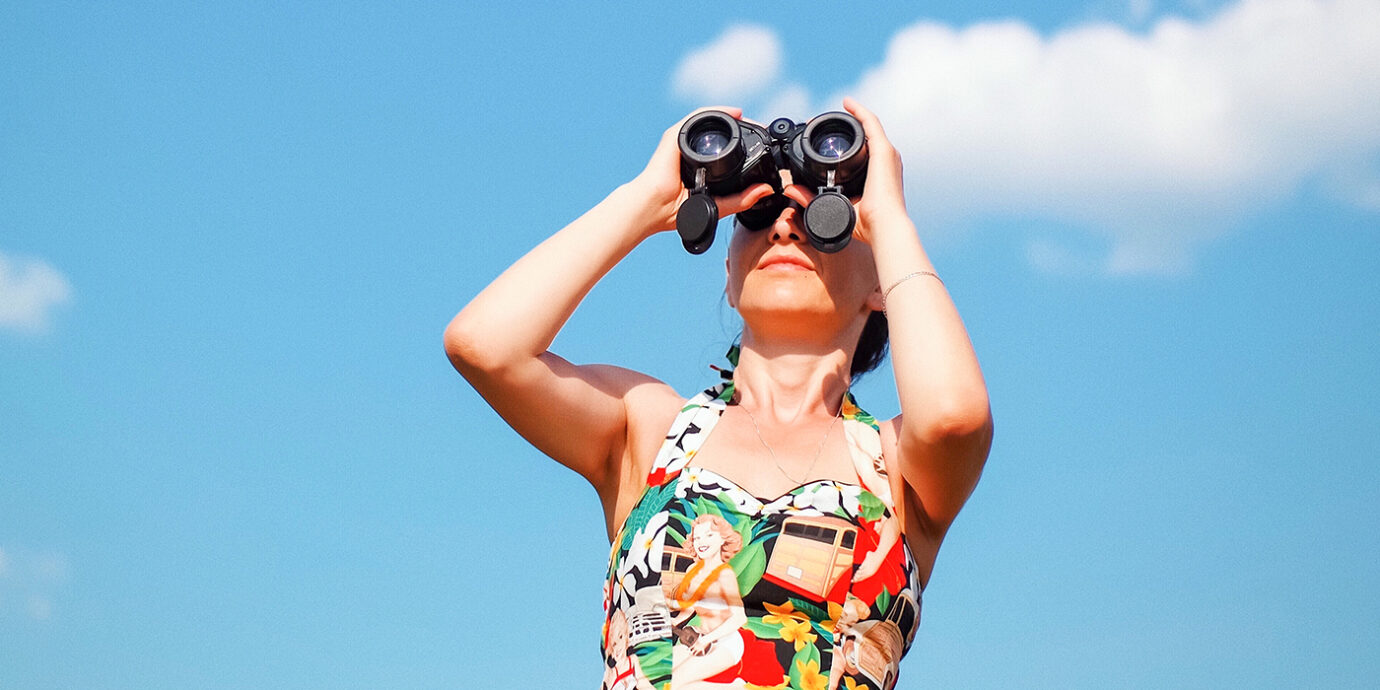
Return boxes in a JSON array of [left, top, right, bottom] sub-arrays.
[[882, 271, 942, 313]]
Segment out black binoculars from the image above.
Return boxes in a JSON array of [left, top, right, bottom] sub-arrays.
[[675, 110, 868, 255]]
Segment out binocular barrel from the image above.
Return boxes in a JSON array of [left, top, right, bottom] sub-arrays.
[[674, 110, 869, 255]]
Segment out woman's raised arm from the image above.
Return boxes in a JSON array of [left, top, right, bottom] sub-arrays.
[[840, 98, 994, 563], [443, 108, 774, 512]]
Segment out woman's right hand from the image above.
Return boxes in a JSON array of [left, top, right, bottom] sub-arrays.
[[626, 106, 777, 235]]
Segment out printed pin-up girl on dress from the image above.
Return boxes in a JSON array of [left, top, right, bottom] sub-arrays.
[[602, 609, 656, 690], [667, 514, 747, 686], [845, 416, 901, 584]]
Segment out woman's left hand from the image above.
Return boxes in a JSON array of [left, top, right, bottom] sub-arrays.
[[782, 97, 909, 246], [690, 637, 713, 656]]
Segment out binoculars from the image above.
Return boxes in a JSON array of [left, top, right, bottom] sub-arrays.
[[675, 110, 868, 254]]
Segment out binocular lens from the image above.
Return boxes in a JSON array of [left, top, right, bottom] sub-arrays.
[[813, 132, 853, 159], [691, 129, 731, 157]]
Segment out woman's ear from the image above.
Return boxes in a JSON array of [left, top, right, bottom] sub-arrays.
[[865, 282, 884, 313]]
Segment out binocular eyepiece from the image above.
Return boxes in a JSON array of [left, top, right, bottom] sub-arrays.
[[675, 110, 868, 255]]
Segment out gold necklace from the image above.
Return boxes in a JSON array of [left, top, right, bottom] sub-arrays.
[[736, 390, 846, 485]]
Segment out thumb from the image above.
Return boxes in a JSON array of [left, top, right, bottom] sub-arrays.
[[716, 183, 776, 215]]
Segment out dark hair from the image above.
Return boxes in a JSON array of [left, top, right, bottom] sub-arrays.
[[851, 310, 889, 381]]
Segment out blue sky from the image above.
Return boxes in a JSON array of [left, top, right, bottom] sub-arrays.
[[2, 1, 1378, 687]]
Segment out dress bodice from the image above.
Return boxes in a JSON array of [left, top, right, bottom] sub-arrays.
[[600, 383, 922, 690]]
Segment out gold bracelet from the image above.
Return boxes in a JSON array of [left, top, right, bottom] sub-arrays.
[[882, 271, 942, 313]]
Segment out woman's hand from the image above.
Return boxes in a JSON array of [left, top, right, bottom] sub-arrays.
[[626, 106, 776, 235], [781, 97, 909, 245], [690, 637, 713, 656]]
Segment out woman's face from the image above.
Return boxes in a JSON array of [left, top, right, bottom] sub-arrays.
[[725, 197, 880, 336], [692, 522, 725, 561], [608, 615, 629, 658]]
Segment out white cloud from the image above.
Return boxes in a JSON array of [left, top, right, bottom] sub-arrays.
[[754, 83, 812, 124], [672, 0, 1380, 275], [0, 250, 73, 333], [0, 547, 67, 622], [672, 24, 782, 103], [28, 596, 51, 621], [844, 0, 1380, 274], [33, 552, 68, 583]]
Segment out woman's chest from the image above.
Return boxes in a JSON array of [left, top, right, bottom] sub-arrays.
[[603, 468, 921, 689]]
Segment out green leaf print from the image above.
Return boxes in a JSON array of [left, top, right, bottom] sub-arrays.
[[851, 408, 878, 429], [730, 542, 767, 593], [787, 641, 822, 688], [715, 497, 744, 529], [857, 490, 887, 522], [812, 620, 835, 645], [633, 640, 672, 686], [634, 641, 672, 668], [787, 597, 829, 622], [876, 585, 891, 614], [620, 481, 678, 553], [693, 496, 722, 520], [743, 616, 784, 639]]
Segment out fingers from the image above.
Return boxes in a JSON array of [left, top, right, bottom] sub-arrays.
[[716, 182, 775, 215], [842, 96, 903, 181], [842, 96, 888, 144], [781, 183, 815, 208]]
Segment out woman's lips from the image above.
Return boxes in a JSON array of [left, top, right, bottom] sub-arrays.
[[758, 254, 813, 271]]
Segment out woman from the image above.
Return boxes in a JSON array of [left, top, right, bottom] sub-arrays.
[[445, 99, 992, 689], [666, 515, 749, 686], [604, 610, 657, 690]]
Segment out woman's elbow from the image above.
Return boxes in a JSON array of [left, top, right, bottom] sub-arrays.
[[920, 397, 993, 447], [443, 314, 497, 376]]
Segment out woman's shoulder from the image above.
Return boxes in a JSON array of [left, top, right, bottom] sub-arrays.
[[616, 374, 688, 465], [623, 377, 685, 428]]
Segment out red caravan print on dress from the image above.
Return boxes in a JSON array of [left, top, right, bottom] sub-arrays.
[[602, 382, 922, 690]]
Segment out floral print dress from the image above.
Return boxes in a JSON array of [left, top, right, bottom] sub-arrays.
[[601, 379, 922, 690]]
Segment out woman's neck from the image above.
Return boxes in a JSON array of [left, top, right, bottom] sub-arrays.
[[732, 333, 852, 425]]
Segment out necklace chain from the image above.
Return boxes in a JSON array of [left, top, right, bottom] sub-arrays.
[[736, 390, 846, 484]]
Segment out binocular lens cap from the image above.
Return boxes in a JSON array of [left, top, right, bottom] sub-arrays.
[[677, 193, 720, 255], [803, 191, 855, 253]]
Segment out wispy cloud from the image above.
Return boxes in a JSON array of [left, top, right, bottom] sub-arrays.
[[672, 24, 782, 103], [670, 0, 1380, 275], [0, 250, 73, 333], [27, 596, 52, 621], [0, 547, 68, 622]]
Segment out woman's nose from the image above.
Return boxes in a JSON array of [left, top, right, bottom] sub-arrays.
[[769, 207, 806, 244]]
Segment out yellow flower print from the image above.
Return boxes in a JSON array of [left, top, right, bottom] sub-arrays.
[[762, 601, 809, 627], [824, 601, 844, 634], [843, 678, 871, 690], [795, 659, 828, 690], [779, 618, 818, 651]]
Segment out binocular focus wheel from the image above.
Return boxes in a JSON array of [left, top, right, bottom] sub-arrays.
[[677, 193, 719, 255], [804, 191, 854, 253]]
